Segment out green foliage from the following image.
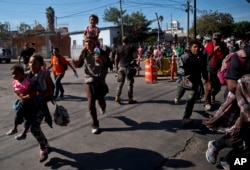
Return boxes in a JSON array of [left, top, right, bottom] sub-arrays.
[[18, 22, 31, 34], [46, 6, 55, 32], [191, 11, 234, 38], [232, 21, 250, 39], [103, 7, 152, 44], [0, 22, 9, 32], [144, 36, 157, 44], [103, 7, 126, 25]]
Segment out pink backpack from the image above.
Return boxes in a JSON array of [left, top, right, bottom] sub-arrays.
[[217, 50, 248, 85]]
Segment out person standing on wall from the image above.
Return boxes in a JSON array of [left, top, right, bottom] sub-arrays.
[[47, 47, 77, 100]]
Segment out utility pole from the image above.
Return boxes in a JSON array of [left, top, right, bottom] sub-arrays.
[[186, 0, 190, 48], [119, 0, 124, 40], [155, 12, 161, 45], [194, 0, 197, 39]]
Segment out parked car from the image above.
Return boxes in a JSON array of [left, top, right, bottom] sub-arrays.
[[0, 48, 12, 63]]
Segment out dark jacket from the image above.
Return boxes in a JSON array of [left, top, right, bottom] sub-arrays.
[[177, 51, 208, 88]]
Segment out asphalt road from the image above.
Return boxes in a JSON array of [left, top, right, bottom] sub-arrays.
[[0, 61, 234, 170]]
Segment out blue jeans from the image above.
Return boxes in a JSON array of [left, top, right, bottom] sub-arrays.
[[54, 74, 64, 97]]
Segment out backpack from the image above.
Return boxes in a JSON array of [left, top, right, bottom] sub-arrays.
[[53, 104, 70, 126], [217, 50, 248, 85], [44, 71, 55, 103]]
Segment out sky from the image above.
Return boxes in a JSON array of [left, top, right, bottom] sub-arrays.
[[1, 0, 250, 32]]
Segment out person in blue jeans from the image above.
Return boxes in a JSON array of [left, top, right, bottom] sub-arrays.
[[47, 47, 76, 99]]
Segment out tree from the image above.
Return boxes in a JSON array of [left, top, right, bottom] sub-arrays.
[[124, 11, 152, 43], [46, 6, 55, 32], [190, 11, 234, 38], [103, 7, 152, 44], [232, 21, 250, 39], [18, 22, 31, 34], [158, 15, 164, 29], [0, 22, 9, 32], [103, 7, 126, 26]]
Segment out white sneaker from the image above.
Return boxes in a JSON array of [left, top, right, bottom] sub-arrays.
[[92, 127, 99, 134], [99, 108, 105, 114], [205, 104, 211, 111], [206, 140, 218, 164], [174, 98, 179, 104]]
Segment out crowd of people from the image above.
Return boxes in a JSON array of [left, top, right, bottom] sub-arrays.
[[6, 13, 250, 169]]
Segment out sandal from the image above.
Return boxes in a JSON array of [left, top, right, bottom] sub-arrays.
[[6, 129, 18, 135], [182, 119, 193, 125], [39, 149, 48, 162]]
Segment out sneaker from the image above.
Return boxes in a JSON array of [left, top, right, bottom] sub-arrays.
[[39, 149, 48, 162], [220, 157, 230, 170], [92, 127, 100, 134], [206, 140, 218, 164], [99, 108, 105, 114], [6, 129, 18, 135], [115, 96, 120, 103], [174, 98, 179, 104], [205, 104, 212, 111], [15, 133, 27, 140], [128, 98, 137, 104]]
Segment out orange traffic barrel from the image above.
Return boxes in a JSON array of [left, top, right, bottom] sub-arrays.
[[145, 58, 157, 83]]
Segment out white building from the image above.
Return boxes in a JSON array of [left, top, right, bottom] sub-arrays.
[[70, 26, 121, 47], [164, 20, 186, 37], [69, 26, 121, 58]]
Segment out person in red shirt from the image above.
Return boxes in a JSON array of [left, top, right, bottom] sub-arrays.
[[204, 32, 229, 111], [47, 47, 77, 100]]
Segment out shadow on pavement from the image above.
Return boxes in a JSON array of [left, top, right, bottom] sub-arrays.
[[58, 95, 86, 102], [45, 147, 189, 170], [159, 158, 195, 169], [102, 116, 217, 135]]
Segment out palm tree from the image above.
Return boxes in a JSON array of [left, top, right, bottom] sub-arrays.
[[158, 15, 164, 30], [19, 22, 31, 34], [46, 6, 55, 32]]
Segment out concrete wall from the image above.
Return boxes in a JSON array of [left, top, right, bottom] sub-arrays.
[[12, 33, 71, 58]]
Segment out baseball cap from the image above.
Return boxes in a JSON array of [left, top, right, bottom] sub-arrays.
[[212, 32, 221, 39]]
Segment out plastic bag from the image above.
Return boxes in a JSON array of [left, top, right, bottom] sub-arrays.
[[53, 104, 70, 126]]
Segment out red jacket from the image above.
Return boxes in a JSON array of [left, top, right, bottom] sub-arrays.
[[205, 42, 229, 70]]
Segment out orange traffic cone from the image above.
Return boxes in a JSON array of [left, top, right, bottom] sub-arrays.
[[145, 57, 157, 83]]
